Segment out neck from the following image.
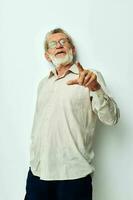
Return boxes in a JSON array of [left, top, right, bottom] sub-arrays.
[[56, 62, 74, 77]]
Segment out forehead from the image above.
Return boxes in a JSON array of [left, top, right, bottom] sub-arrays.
[[47, 33, 67, 42]]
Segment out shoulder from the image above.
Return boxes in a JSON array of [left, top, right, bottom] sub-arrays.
[[87, 67, 105, 80], [88, 67, 108, 88], [88, 67, 102, 75], [88, 67, 112, 96], [37, 75, 49, 92]]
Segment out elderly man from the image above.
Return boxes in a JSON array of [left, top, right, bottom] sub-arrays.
[[24, 28, 120, 200]]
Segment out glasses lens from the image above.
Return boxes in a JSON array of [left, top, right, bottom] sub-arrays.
[[48, 41, 56, 49], [48, 38, 69, 49], [59, 39, 66, 45]]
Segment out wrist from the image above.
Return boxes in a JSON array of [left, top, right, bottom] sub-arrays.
[[89, 83, 101, 91]]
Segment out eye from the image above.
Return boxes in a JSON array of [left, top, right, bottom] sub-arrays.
[[60, 39, 66, 45], [48, 41, 56, 48]]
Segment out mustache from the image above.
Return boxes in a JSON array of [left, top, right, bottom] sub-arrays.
[[55, 51, 66, 56]]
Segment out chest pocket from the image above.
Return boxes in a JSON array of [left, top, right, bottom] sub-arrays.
[[57, 83, 90, 108]]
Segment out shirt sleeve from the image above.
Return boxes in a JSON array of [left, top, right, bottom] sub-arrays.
[[89, 70, 120, 126]]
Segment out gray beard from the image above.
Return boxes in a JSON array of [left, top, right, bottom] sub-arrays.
[[49, 49, 74, 67]]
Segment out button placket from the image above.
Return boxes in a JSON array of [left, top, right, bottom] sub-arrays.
[[45, 78, 58, 121], [39, 78, 58, 166]]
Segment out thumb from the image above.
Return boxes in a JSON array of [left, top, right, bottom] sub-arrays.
[[66, 78, 78, 85]]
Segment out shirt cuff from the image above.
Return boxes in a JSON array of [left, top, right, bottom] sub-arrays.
[[90, 88, 105, 96], [90, 88, 109, 104]]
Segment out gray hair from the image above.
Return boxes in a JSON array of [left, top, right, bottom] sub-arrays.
[[44, 28, 75, 52]]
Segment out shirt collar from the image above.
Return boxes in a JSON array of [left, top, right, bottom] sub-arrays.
[[48, 63, 79, 79]]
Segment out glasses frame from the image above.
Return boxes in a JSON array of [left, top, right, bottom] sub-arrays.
[[47, 38, 70, 49]]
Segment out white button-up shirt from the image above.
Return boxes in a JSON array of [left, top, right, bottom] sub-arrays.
[[29, 63, 120, 180]]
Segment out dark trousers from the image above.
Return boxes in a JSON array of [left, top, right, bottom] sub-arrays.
[[24, 167, 92, 200]]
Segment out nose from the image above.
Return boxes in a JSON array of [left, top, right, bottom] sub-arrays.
[[56, 41, 63, 49]]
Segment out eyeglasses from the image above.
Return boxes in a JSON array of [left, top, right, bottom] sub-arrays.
[[47, 38, 70, 49]]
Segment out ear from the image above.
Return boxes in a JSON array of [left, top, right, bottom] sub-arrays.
[[45, 52, 52, 62]]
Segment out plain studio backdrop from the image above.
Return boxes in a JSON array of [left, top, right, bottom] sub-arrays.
[[0, 0, 132, 199]]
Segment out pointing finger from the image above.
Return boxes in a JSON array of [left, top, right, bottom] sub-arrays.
[[76, 61, 84, 73]]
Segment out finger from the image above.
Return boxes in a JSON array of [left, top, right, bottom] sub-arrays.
[[85, 74, 97, 87], [66, 78, 79, 85], [76, 61, 84, 73], [83, 72, 93, 85], [78, 70, 90, 85]]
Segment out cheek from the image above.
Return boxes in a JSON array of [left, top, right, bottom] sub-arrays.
[[48, 49, 55, 55], [65, 45, 71, 50], [64, 47, 71, 54]]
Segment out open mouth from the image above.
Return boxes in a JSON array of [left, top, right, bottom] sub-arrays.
[[55, 51, 66, 56]]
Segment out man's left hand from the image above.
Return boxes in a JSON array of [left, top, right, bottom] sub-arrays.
[[66, 62, 101, 91]]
